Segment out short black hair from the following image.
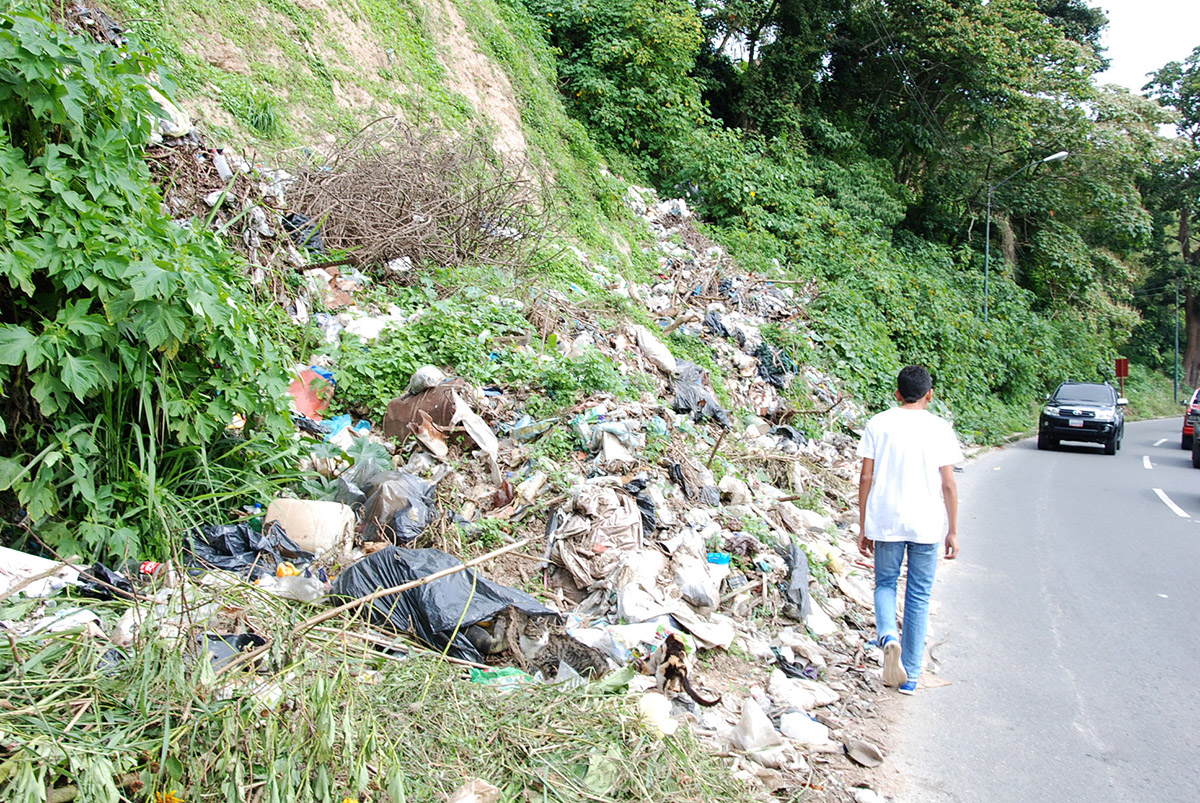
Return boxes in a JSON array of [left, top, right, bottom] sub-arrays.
[[897, 365, 932, 403]]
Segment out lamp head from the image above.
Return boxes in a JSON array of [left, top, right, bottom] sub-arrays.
[[1042, 150, 1069, 163]]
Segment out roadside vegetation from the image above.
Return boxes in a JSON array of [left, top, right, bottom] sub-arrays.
[[2, 2, 1198, 801]]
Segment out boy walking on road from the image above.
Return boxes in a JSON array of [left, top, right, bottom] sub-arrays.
[[857, 366, 962, 695]]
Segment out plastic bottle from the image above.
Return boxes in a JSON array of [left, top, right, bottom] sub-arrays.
[[213, 149, 234, 182], [248, 503, 264, 533]]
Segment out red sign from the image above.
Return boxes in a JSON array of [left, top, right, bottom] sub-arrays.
[[1115, 358, 1129, 378]]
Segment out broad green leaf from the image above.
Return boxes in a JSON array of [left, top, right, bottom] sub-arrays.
[[0, 456, 26, 491], [0, 324, 37, 366], [128, 262, 177, 300]]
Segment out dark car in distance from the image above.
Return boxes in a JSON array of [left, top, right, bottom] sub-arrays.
[[1182, 388, 1200, 450], [1037, 381, 1126, 455]]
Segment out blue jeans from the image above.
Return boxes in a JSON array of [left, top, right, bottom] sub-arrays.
[[874, 540, 939, 681]]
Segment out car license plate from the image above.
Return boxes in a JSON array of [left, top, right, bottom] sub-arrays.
[[1069, 419, 1083, 428]]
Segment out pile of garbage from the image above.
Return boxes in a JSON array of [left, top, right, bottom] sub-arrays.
[[3, 173, 913, 801], [0, 24, 909, 792]]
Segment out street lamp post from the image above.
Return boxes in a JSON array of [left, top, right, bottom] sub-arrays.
[[983, 150, 1069, 322]]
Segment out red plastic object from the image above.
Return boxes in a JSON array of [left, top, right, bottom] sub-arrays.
[[288, 369, 333, 419]]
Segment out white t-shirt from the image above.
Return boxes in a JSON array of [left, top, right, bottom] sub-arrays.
[[857, 406, 964, 544]]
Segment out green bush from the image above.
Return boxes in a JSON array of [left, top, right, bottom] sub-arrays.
[[0, 11, 296, 560], [522, 0, 706, 169]]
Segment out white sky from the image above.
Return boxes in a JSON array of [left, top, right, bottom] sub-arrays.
[[1094, 0, 1200, 92]]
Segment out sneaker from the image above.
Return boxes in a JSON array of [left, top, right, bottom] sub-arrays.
[[881, 635, 908, 688], [898, 680, 918, 695]]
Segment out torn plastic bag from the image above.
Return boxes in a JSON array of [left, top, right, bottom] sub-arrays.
[[703, 309, 730, 339], [668, 463, 692, 500], [778, 542, 813, 620], [334, 455, 392, 510], [768, 425, 807, 446], [282, 212, 324, 252], [671, 361, 731, 427], [187, 521, 313, 580], [381, 380, 471, 440], [755, 343, 795, 389], [201, 633, 268, 670], [622, 478, 658, 534], [330, 546, 555, 662], [360, 471, 438, 544], [79, 563, 134, 600]]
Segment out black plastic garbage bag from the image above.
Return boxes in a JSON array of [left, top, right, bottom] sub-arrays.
[[360, 471, 438, 544], [330, 546, 556, 662], [755, 343, 795, 389], [703, 309, 730, 339], [768, 425, 807, 446], [667, 463, 693, 500], [334, 456, 392, 511], [201, 633, 268, 670], [187, 521, 313, 580], [79, 563, 134, 600], [622, 478, 658, 534], [771, 645, 819, 680], [282, 212, 324, 253], [778, 542, 813, 620], [672, 361, 731, 427]]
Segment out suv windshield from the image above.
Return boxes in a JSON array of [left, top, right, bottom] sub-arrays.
[[1053, 384, 1113, 404]]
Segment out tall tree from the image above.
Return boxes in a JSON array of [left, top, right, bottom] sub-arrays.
[[1144, 46, 1200, 384]]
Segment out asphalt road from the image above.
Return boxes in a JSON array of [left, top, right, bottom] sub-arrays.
[[886, 417, 1200, 802]]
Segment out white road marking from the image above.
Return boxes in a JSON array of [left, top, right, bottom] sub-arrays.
[[1143, 456, 1153, 470], [1154, 438, 1168, 446], [1153, 488, 1190, 518], [1158, 594, 1169, 599]]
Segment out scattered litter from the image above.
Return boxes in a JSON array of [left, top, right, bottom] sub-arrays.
[[330, 546, 555, 662], [187, 521, 313, 580], [360, 472, 438, 544], [0, 546, 80, 599], [288, 366, 335, 419], [447, 778, 500, 803], [844, 738, 885, 768], [264, 499, 355, 555]]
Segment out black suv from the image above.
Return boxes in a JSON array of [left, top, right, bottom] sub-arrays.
[[1037, 381, 1126, 455]]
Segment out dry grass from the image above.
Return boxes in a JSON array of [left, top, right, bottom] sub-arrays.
[[0, 571, 759, 803]]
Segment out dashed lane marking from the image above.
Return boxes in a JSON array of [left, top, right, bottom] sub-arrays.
[[1154, 438, 1168, 446], [1154, 488, 1189, 519], [1144, 456, 1153, 470]]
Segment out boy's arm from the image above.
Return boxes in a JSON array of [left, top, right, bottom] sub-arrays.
[[857, 458, 875, 557], [940, 464, 959, 559]]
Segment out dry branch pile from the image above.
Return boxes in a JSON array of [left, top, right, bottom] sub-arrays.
[[286, 122, 553, 274]]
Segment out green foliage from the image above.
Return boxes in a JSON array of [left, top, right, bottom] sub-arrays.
[[529, 424, 579, 462], [219, 77, 285, 137], [330, 292, 651, 418], [330, 294, 528, 414], [521, 0, 706, 169], [0, 11, 295, 559], [465, 516, 510, 550], [538, 346, 645, 405]]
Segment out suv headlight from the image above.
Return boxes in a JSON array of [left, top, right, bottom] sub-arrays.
[[1043, 406, 1060, 416], [1094, 409, 1115, 421]]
